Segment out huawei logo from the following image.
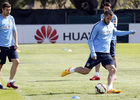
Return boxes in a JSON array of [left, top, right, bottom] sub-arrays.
[[34, 26, 59, 43]]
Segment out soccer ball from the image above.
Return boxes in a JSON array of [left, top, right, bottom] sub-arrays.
[[95, 83, 106, 94]]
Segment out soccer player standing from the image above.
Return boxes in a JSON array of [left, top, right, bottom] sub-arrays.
[[90, 2, 118, 80], [61, 10, 136, 93], [0, 2, 19, 89]]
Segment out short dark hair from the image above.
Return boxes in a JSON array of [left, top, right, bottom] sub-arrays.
[[2, 2, 11, 9], [104, 10, 113, 16], [104, 2, 111, 7]]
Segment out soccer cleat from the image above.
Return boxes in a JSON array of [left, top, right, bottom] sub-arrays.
[[89, 75, 100, 80], [7, 82, 18, 89], [107, 89, 121, 94], [61, 67, 72, 77], [0, 84, 7, 90]]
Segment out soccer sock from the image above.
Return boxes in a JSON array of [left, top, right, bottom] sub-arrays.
[[95, 72, 99, 77], [0, 82, 1, 85], [8, 79, 13, 83], [108, 85, 113, 91], [69, 68, 75, 73]]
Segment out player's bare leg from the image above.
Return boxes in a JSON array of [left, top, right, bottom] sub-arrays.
[[75, 67, 91, 74], [106, 64, 121, 93], [90, 64, 100, 80], [95, 64, 100, 73], [112, 56, 117, 80], [61, 67, 91, 77], [9, 59, 19, 80], [7, 59, 19, 89], [106, 64, 116, 86], [112, 57, 117, 68]]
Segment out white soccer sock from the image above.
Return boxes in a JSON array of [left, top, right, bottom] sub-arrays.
[[95, 72, 99, 77], [69, 68, 75, 73], [8, 79, 13, 83], [0, 82, 1, 85], [108, 85, 113, 91]]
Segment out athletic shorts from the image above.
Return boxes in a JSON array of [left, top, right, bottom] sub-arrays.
[[110, 40, 116, 57], [84, 52, 115, 69], [0, 46, 18, 64]]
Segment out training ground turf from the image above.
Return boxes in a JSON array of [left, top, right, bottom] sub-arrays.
[[1, 43, 140, 100]]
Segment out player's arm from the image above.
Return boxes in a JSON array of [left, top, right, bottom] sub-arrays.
[[88, 25, 98, 60], [12, 17, 18, 49], [113, 28, 136, 36], [13, 30, 18, 49]]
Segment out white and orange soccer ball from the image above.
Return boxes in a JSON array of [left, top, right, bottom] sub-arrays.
[[95, 83, 106, 94]]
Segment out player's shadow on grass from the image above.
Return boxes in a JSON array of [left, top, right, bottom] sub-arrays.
[[28, 80, 71, 82], [25, 92, 97, 96]]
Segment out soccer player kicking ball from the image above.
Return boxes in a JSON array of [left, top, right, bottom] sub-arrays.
[[0, 2, 19, 89], [90, 2, 118, 81], [61, 10, 136, 94]]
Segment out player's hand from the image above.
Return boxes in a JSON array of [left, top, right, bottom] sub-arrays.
[[92, 56, 97, 60], [14, 44, 18, 50], [132, 30, 136, 35]]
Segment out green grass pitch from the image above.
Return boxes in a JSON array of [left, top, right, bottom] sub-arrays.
[[1, 43, 140, 100]]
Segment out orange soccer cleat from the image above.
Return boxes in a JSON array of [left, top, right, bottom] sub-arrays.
[[61, 67, 72, 77], [107, 89, 121, 94]]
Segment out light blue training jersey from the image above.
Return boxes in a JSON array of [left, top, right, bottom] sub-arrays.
[[0, 14, 16, 47], [88, 20, 134, 58], [101, 13, 118, 40]]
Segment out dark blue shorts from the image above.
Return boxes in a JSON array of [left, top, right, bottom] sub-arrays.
[[84, 52, 115, 69], [0, 46, 18, 64], [110, 40, 116, 57]]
